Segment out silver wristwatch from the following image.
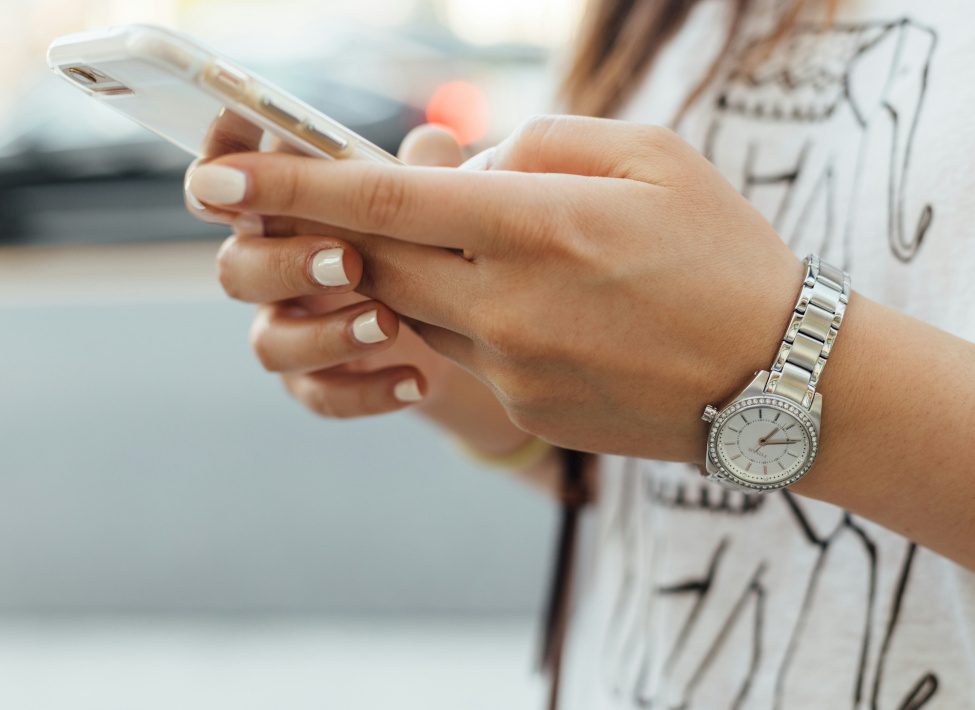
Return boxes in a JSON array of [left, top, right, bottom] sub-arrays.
[[701, 254, 851, 493]]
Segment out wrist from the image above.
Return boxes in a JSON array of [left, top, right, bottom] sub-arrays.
[[786, 290, 874, 497], [701, 254, 850, 492], [690, 256, 806, 464], [702, 256, 808, 406]]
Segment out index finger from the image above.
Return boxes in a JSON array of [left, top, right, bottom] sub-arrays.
[[201, 106, 265, 158], [186, 108, 267, 224], [185, 152, 564, 251]]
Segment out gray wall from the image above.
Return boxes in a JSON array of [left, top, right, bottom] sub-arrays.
[[0, 299, 555, 614]]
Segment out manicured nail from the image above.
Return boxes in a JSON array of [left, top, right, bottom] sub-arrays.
[[351, 310, 387, 344], [233, 213, 264, 235], [185, 184, 207, 211], [187, 165, 248, 205], [311, 248, 349, 287], [394, 378, 423, 402]]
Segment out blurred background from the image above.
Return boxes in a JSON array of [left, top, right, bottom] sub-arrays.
[[0, 0, 585, 707]]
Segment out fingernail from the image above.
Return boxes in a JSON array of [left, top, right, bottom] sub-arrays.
[[185, 184, 207, 211], [311, 248, 349, 287], [233, 213, 264, 235], [351, 310, 387, 344], [187, 165, 248, 205], [394, 378, 423, 402]]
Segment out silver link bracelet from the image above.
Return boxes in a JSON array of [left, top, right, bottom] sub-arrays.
[[765, 254, 850, 409]]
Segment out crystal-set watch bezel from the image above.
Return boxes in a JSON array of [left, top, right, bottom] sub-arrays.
[[707, 394, 819, 491]]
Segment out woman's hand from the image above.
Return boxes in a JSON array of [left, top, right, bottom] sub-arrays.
[[189, 126, 551, 472], [185, 116, 807, 462], [194, 126, 470, 418], [184, 115, 975, 571]]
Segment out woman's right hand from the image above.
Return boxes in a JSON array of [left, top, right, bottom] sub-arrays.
[[186, 122, 580, 497], [206, 125, 473, 418]]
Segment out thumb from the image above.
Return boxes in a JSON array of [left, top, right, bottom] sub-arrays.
[[397, 124, 464, 167]]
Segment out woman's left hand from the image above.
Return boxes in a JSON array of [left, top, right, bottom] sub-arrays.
[[186, 116, 807, 462]]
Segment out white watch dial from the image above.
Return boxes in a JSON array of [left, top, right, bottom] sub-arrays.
[[708, 397, 818, 488]]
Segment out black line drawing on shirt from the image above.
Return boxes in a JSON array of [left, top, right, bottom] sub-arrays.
[[704, 18, 938, 265], [597, 464, 940, 709], [775, 493, 938, 710], [772, 494, 878, 708], [647, 477, 766, 516], [869, 541, 939, 710], [591, 18, 946, 708], [630, 540, 767, 710]]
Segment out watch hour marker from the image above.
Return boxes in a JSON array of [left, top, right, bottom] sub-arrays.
[[745, 463, 752, 472], [787, 451, 798, 458], [728, 427, 740, 433], [731, 455, 741, 461], [724, 442, 735, 447], [763, 465, 767, 475], [758, 409, 763, 420], [785, 424, 795, 431], [774, 413, 781, 423], [741, 413, 750, 423], [778, 462, 785, 470]]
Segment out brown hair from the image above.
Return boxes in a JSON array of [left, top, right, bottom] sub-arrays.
[[560, 0, 839, 121]]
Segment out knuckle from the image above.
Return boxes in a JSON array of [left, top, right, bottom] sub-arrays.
[[326, 397, 359, 419], [636, 125, 695, 180], [311, 318, 349, 363], [215, 235, 244, 300], [248, 316, 277, 372], [640, 124, 680, 151], [356, 167, 408, 233], [503, 115, 560, 167], [270, 243, 307, 296], [515, 114, 559, 148], [278, 160, 311, 215], [305, 384, 338, 418]]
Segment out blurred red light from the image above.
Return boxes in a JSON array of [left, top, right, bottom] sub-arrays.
[[425, 80, 490, 146]]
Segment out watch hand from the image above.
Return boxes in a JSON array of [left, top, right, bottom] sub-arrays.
[[758, 427, 780, 447], [764, 439, 801, 445]]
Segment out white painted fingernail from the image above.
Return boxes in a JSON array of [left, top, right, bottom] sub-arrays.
[[352, 310, 387, 344], [311, 248, 349, 287], [394, 378, 423, 402], [187, 165, 248, 205], [185, 184, 206, 211], [233, 213, 264, 235]]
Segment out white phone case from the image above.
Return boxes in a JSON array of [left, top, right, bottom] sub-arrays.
[[47, 24, 401, 164]]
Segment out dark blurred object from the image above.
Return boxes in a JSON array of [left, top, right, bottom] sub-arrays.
[[0, 73, 422, 247], [1, 15, 548, 248]]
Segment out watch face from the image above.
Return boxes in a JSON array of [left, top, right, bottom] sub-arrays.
[[708, 396, 818, 490]]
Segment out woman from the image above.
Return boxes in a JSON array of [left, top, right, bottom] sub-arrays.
[[185, 0, 975, 706]]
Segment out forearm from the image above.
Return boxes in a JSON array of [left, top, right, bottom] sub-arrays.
[[789, 292, 975, 569]]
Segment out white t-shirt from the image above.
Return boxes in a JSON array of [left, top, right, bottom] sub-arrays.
[[558, 1, 975, 708]]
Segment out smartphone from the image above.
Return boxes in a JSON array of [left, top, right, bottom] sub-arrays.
[[46, 24, 402, 165]]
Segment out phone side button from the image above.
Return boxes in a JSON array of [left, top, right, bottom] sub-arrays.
[[307, 124, 350, 152], [261, 96, 303, 126], [205, 61, 247, 98], [213, 69, 244, 93]]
